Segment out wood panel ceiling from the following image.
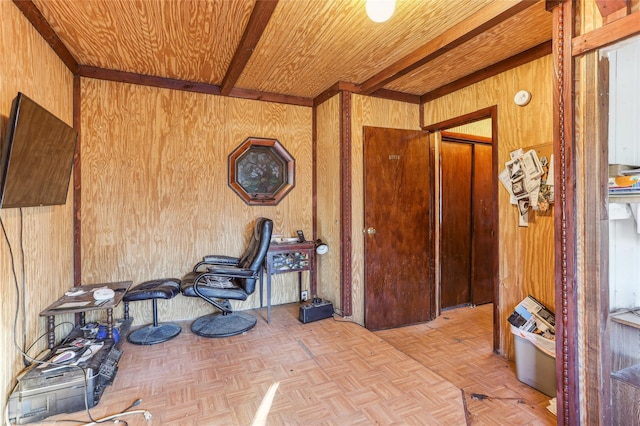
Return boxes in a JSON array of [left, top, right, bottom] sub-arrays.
[[17, 0, 553, 105]]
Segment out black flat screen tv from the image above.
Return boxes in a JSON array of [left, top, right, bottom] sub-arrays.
[[0, 92, 77, 209]]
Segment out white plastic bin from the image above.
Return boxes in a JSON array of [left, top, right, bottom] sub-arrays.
[[513, 331, 556, 397]]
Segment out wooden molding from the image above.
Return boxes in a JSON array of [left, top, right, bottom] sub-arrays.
[[78, 65, 313, 107], [421, 41, 552, 103], [227, 87, 313, 107], [73, 76, 82, 287], [545, 0, 565, 12], [314, 82, 360, 107], [423, 106, 497, 132], [312, 103, 318, 297], [359, 0, 538, 94], [553, 2, 579, 424], [572, 11, 640, 56], [221, 0, 279, 96], [79, 65, 223, 93], [368, 89, 420, 104], [595, 0, 628, 18], [340, 90, 353, 317], [440, 131, 492, 145], [12, 0, 79, 74]]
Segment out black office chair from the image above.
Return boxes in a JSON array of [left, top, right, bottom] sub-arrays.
[[181, 217, 273, 337]]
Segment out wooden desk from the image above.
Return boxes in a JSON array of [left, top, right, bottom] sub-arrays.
[[40, 281, 132, 348], [261, 241, 315, 323]]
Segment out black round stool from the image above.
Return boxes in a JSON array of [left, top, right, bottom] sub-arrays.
[[124, 278, 182, 345]]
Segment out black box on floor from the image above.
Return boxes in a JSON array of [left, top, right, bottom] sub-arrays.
[[299, 299, 334, 323]]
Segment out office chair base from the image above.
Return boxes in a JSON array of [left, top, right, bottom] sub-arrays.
[[191, 312, 257, 338], [127, 323, 182, 345]]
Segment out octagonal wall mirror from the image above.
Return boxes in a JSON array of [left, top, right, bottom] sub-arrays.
[[228, 137, 295, 206]]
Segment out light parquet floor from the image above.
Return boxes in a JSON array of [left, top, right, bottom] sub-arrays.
[[374, 304, 556, 426], [43, 303, 555, 425]]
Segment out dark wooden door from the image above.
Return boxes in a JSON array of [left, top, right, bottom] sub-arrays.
[[471, 144, 494, 305], [363, 126, 433, 330], [440, 141, 472, 309]]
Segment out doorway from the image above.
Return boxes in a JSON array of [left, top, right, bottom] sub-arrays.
[[424, 107, 499, 351], [440, 133, 494, 309]]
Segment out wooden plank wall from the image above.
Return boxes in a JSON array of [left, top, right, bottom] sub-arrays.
[[349, 95, 422, 325], [0, 1, 75, 410], [315, 95, 342, 309], [80, 78, 312, 325], [424, 56, 555, 358]]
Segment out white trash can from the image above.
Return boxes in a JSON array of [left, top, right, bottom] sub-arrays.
[[511, 325, 556, 397]]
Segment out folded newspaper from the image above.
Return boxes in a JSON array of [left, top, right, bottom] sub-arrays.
[[508, 295, 556, 357]]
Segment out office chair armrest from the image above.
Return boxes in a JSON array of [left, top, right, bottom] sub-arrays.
[[206, 266, 257, 279], [202, 255, 240, 265]]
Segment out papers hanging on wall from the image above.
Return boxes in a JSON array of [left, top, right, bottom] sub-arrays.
[[499, 143, 554, 227]]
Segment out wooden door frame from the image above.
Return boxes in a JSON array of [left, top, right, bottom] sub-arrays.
[[423, 105, 499, 352]]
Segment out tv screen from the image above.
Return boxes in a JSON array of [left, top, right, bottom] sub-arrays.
[[0, 93, 77, 209]]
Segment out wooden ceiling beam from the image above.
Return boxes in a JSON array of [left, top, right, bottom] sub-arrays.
[[313, 81, 360, 107], [359, 0, 539, 94], [12, 0, 79, 74], [79, 66, 223, 95], [220, 0, 279, 96], [78, 65, 312, 107], [421, 40, 552, 103]]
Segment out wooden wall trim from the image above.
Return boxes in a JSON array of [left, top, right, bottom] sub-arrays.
[[359, 0, 538, 94], [582, 49, 611, 426], [553, 2, 579, 424], [314, 82, 359, 107], [340, 90, 353, 317], [220, 0, 279, 96], [12, 0, 79, 74], [367, 89, 421, 104], [73, 76, 81, 286], [594, 0, 629, 18], [572, 10, 640, 56], [421, 41, 552, 103], [312, 103, 318, 297], [422, 106, 497, 132], [78, 66, 314, 107], [490, 108, 500, 353]]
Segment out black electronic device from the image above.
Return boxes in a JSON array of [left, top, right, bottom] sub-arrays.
[[0, 92, 78, 209], [296, 230, 305, 242], [299, 298, 334, 323], [8, 322, 128, 424]]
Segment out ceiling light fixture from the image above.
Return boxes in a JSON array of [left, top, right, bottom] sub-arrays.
[[366, 0, 395, 23]]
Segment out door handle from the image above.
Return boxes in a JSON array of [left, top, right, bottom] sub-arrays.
[[365, 227, 376, 235]]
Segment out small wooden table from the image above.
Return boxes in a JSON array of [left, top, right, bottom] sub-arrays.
[[40, 281, 132, 348], [261, 241, 315, 323]]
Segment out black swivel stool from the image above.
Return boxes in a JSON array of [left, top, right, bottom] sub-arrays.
[[123, 278, 182, 345]]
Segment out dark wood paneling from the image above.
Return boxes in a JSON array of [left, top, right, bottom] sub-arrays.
[[440, 141, 472, 309], [471, 144, 494, 305]]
